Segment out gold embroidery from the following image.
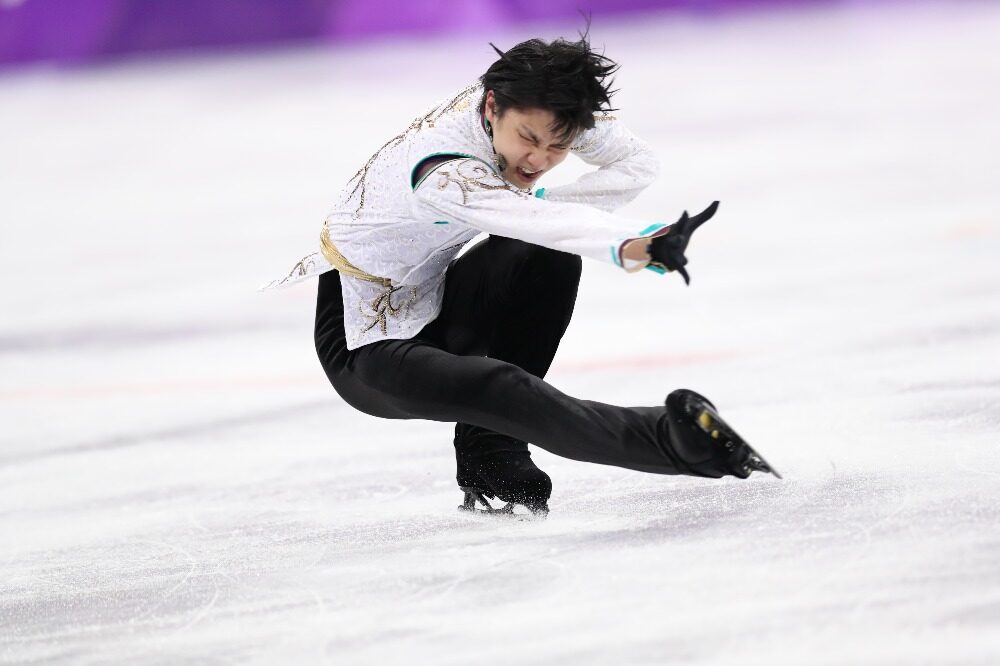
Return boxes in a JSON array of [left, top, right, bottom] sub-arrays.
[[320, 221, 418, 340], [572, 113, 616, 152], [358, 285, 418, 337], [345, 83, 482, 217], [260, 252, 319, 289], [573, 135, 598, 152], [289, 255, 316, 278], [435, 159, 529, 205], [425, 83, 479, 127], [327, 84, 485, 338], [344, 132, 409, 218]]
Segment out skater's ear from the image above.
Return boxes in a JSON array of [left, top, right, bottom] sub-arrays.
[[484, 90, 500, 122]]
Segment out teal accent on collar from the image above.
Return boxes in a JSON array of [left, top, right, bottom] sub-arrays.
[[481, 111, 494, 141], [645, 263, 668, 275], [535, 187, 546, 199], [433, 220, 449, 225], [410, 152, 476, 191]]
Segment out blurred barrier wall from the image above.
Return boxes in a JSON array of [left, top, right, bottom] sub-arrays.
[[0, 0, 833, 68]]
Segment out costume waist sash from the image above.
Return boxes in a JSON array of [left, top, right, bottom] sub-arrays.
[[319, 221, 392, 287]]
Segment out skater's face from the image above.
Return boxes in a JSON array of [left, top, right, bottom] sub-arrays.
[[484, 90, 573, 189]]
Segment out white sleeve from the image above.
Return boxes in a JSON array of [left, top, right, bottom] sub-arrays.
[[538, 113, 659, 213], [413, 157, 667, 269]]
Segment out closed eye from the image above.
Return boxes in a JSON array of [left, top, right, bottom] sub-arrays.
[[519, 129, 567, 151]]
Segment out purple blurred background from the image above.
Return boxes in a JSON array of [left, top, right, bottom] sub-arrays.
[[0, 0, 843, 68]]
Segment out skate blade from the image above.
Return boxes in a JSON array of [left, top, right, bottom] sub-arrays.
[[694, 405, 783, 480], [458, 490, 549, 520]]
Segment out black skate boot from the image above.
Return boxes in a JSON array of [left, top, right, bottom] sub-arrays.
[[454, 426, 551, 518], [662, 389, 782, 479]]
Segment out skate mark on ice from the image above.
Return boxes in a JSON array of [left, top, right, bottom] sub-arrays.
[[551, 349, 742, 374], [309, 477, 409, 504], [894, 390, 1000, 432], [129, 538, 201, 625], [553, 480, 791, 547], [1, 351, 744, 401], [855, 317, 1000, 353], [897, 379, 1000, 393], [0, 319, 295, 355], [5, 539, 222, 644], [398, 553, 568, 608], [740, 470, 916, 622], [841, 475, 914, 621], [0, 399, 334, 468], [160, 578, 221, 640], [0, 373, 326, 401]]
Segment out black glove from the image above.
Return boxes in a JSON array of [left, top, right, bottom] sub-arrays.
[[648, 201, 719, 285]]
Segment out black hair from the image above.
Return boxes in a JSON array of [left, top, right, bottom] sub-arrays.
[[478, 28, 619, 143]]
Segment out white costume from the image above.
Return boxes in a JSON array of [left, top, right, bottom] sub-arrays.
[[261, 82, 663, 350]]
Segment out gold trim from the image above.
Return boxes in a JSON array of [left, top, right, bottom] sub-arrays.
[[345, 83, 482, 217], [319, 221, 418, 340], [435, 159, 529, 205], [319, 221, 391, 287], [358, 285, 418, 337], [260, 252, 320, 290]]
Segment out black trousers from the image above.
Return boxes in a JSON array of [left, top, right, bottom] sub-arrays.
[[314, 237, 687, 475]]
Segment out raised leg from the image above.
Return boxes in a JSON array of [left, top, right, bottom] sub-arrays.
[[315, 251, 683, 476]]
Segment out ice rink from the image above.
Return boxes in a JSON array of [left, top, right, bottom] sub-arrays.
[[2, 2, 999, 663]]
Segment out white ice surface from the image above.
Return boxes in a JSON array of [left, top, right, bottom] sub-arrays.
[[2, 2, 999, 664]]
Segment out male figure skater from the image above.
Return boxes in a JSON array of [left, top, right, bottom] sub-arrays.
[[262, 34, 778, 517]]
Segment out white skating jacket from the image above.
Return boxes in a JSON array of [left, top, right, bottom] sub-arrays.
[[261, 82, 664, 349]]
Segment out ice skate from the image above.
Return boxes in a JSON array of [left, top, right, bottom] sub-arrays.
[[663, 389, 782, 480], [455, 435, 551, 519]]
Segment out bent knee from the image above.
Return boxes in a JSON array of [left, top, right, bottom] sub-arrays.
[[326, 351, 414, 419]]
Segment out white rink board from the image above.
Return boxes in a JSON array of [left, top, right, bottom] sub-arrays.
[[2, 2, 999, 664]]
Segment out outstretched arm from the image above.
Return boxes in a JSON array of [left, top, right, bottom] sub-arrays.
[[413, 157, 664, 269], [414, 157, 717, 284]]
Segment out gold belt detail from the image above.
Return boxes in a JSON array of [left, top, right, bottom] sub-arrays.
[[319, 221, 391, 287]]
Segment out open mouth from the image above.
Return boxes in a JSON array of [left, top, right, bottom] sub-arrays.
[[516, 167, 542, 182]]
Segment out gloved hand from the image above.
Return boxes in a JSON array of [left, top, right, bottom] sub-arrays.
[[648, 201, 719, 285]]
